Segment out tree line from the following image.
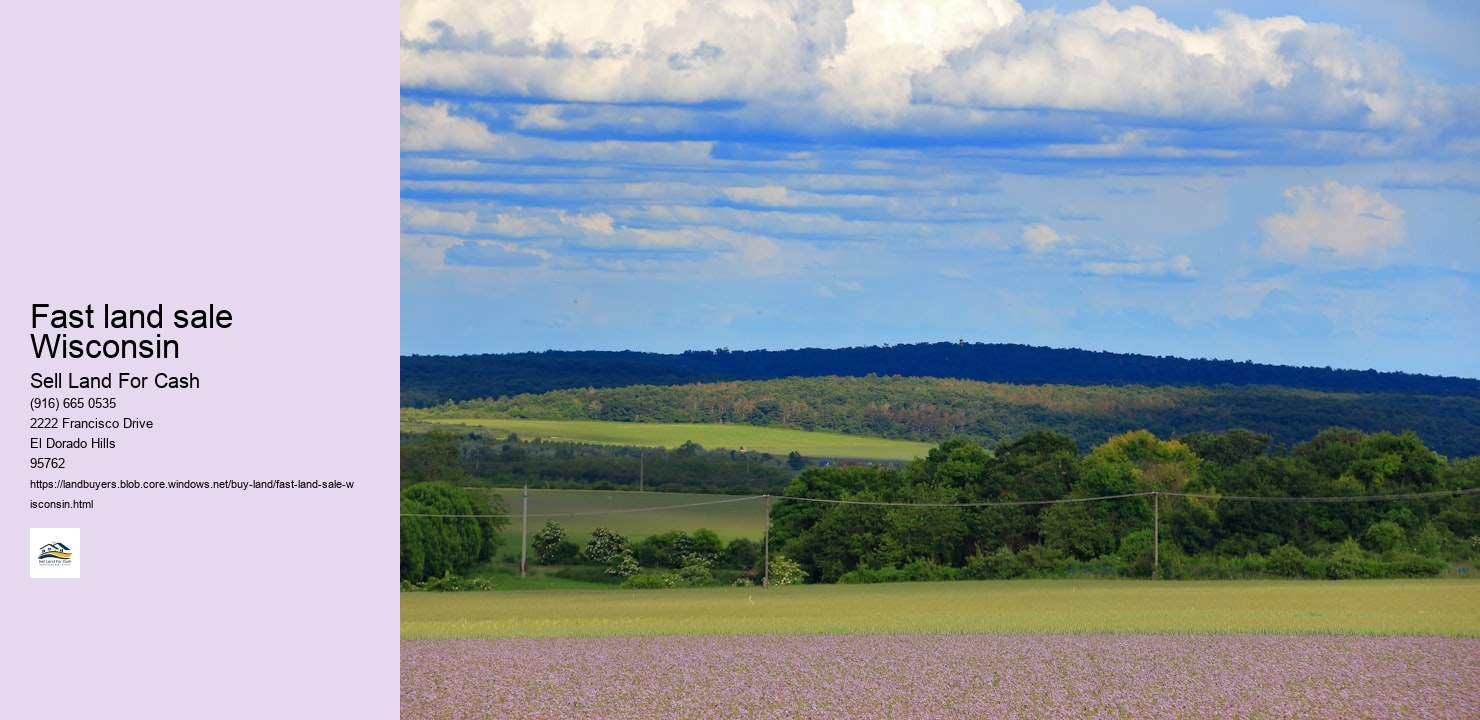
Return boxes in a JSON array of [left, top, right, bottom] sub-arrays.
[[401, 429, 794, 495], [773, 428, 1478, 583], [399, 425, 1480, 585]]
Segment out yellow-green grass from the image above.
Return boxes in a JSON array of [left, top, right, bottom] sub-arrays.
[[469, 488, 770, 546], [402, 579, 1480, 639], [404, 416, 935, 462]]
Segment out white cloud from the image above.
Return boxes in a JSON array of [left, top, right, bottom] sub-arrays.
[[723, 185, 801, 207], [400, 1, 1460, 144], [401, 0, 815, 103], [1022, 223, 1070, 253], [560, 211, 616, 235], [818, 0, 1022, 122], [1080, 255, 1196, 279], [400, 102, 503, 152], [516, 105, 568, 130], [401, 203, 477, 233], [1260, 181, 1406, 266]]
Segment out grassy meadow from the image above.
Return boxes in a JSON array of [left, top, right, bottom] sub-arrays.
[[401, 578, 1480, 639], [403, 415, 936, 462]]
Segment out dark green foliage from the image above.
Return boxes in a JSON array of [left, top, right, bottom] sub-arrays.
[[400, 482, 507, 583], [961, 546, 1025, 580], [768, 428, 1474, 583], [722, 537, 761, 571], [1363, 521, 1407, 554], [632, 529, 721, 569], [401, 429, 470, 488]]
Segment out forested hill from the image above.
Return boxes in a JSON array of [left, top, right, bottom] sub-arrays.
[[422, 376, 1480, 459], [401, 343, 1478, 407]]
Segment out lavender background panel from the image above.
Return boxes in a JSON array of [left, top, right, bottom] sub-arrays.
[[3, 2, 398, 718]]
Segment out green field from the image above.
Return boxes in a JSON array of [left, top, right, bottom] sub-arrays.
[[401, 579, 1480, 639], [471, 488, 770, 548], [405, 415, 936, 462]]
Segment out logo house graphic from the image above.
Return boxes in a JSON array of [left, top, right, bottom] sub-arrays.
[[38, 542, 73, 562], [30, 528, 81, 579]]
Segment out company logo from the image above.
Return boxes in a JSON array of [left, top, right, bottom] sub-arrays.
[[31, 528, 81, 579], [38, 541, 74, 562]]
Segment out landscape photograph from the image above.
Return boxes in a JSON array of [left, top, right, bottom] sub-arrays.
[[399, 1, 1479, 717]]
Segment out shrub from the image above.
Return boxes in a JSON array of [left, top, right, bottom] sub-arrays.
[[665, 553, 718, 587], [768, 554, 806, 586], [1266, 544, 1309, 578], [902, 558, 957, 582], [605, 549, 641, 578], [1015, 544, 1067, 577], [962, 546, 1024, 580], [1325, 538, 1368, 580], [723, 537, 761, 571], [532, 521, 581, 565], [1363, 521, 1407, 555], [583, 527, 629, 565]]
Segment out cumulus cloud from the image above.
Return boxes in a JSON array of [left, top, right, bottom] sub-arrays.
[[1260, 181, 1406, 266], [401, 0, 816, 103], [1022, 223, 1070, 253], [917, 4, 1435, 129], [400, 0, 1461, 147]]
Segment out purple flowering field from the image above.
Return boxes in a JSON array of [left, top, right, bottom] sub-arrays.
[[401, 633, 1478, 719]]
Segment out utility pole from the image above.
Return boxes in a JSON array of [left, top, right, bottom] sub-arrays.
[[639, 452, 644, 492], [763, 494, 771, 589], [520, 484, 529, 578], [1153, 492, 1160, 580]]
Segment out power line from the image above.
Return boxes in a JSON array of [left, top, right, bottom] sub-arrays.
[[1169, 488, 1480, 503], [769, 492, 1154, 508]]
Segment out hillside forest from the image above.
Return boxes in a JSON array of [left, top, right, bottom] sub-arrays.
[[413, 374, 1480, 458]]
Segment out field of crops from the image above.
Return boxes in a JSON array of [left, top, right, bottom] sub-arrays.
[[403, 633, 1478, 719], [402, 580, 1479, 718], [403, 415, 936, 462], [401, 579, 1480, 639]]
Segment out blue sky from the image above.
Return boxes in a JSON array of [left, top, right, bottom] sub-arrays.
[[400, 0, 1479, 378]]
